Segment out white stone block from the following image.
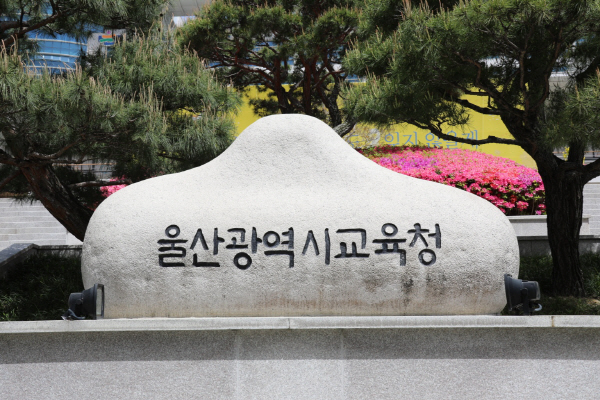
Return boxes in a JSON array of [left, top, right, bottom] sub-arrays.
[[82, 114, 519, 318]]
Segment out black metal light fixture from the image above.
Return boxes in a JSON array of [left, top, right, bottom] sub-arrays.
[[62, 283, 104, 320], [504, 274, 542, 315]]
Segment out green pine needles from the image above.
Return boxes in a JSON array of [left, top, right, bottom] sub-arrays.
[[0, 31, 241, 240], [177, 0, 360, 135]]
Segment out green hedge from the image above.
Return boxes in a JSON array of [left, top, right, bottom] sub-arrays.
[[0, 253, 82, 321], [507, 253, 600, 315]]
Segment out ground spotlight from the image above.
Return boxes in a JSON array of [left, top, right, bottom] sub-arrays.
[[62, 283, 104, 320], [504, 274, 542, 315]]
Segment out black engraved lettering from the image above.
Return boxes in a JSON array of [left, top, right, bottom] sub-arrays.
[[334, 242, 370, 259], [213, 228, 225, 255], [337, 228, 367, 248], [263, 231, 280, 248], [251, 227, 262, 253], [281, 228, 294, 248], [265, 250, 295, 268], [398, 250, 406, 266], [302, 230, 319, 255], [382, 223, 398, 236], [192, 254, 220, 267], [408, 223, 429, 247], [335, 229, 369, 258], [373, 239, 407, 253], [190, 229, 209, 250], [234, 252, 252, 270], [226, 228, 249, 249], [373, 223, 407, 266], [158, 239, 187, 267], [325, 228, 330, 265], [165, 225, 180, 238], [371, 247, 408, 266], [428, 224, 442, 248], [419, 249, 437, 266]]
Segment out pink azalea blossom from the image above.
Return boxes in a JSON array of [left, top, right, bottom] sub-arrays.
[[100, 177, 128, 198], [359, 145, 546, 216]]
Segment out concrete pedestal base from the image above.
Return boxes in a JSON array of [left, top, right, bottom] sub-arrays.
[[1, 316, 599, 399]]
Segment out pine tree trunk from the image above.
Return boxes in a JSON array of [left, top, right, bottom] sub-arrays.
[[18, 163, 92, 242], [538, 164, 586, 296]]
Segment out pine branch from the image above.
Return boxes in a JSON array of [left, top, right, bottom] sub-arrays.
[[0, 21, 28, 33], [583, 158, 600, 183], [451, 97, 501, 115], [410, 120, 522, 146], [68, 179, 132, 189], [453, 52, 522, 117], [0, 149, 17, 166], [0, 169, 21, 191], [28, 140, 83, 161], [518, 27, 536, 113], [3, 10, 64, 48], [333, 118, 357, 138], [576, 56, 600, 85], [531, 28, 564, 113]]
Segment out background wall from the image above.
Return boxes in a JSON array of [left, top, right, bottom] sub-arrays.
[[236, 87, 538, 168]]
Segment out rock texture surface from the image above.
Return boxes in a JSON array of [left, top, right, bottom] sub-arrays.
[[82, 114, 519, 318]]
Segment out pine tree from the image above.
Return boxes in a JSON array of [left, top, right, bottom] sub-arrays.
[[0, 31, 241, 241], [177, 0, 360, 136], [344, 0, 600, 296]]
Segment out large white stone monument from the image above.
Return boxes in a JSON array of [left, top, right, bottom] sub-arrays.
[[82, 114, 519, 318]]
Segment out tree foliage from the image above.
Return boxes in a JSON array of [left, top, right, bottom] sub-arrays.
[[344, 0, 600, 296], [177, 0, 360, 136], [0, 0, 168, 49], [82, 34, 241, 178], [0, 32, 241, 240]]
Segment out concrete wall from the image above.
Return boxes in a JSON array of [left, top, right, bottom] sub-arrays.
[[1, 316, 599, 400], [509, 215, 591, 236], [584, 180, 600, 236], [517, 235, 600, 257], [0, 198, 81, 250]]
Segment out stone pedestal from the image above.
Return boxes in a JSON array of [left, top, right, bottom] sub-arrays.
[[2, 316, 599, 400]]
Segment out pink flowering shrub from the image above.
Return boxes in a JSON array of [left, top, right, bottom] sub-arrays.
[[359, 145, 546, 216], [99, 177, 128, 198]]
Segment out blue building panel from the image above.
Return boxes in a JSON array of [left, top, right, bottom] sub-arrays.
[[27, 30, 89, 73]]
